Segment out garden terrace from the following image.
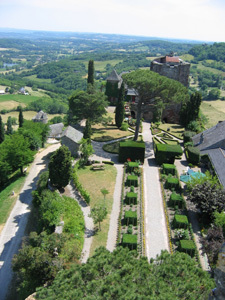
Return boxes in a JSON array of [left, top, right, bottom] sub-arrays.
[[118, 162, 144, 255]]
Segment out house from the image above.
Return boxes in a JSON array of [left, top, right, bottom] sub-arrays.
[[61, 126, 83, 156], [192, 121, 225, 188], [0, 90, 5, 95], [150, 54, 190, 87], [48, 123, 64, 139], [105, 69, 123, 104], [32, 110, 48, 124]]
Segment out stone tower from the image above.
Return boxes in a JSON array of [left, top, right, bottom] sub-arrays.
[[150, 54, 190, 87]]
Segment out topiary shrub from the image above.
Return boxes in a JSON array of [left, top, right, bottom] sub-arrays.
[[120, 122, 129, 131], [124, 210, 137, 226], [119, 141, 145, 163], [126, 175, 138, 187], [179, 240, 196, 257], [122, 233, 137, 250], [162, 163, 176, 175], [155, 144, 183, 165], [169, 192, 184, 208], [186, 146, 200, 165], [125, 192, 137, 205], [165, 177, 180, 191], [173, 214, 189, 229]]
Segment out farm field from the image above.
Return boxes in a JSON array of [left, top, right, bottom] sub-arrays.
[[0, 111, 64, 123], [82, 59, 123, 72], [201, 100, 225, 128], [0, 94, 43, 105]]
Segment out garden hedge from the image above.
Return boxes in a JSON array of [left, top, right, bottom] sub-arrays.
[[186, 146, 200, 165], [173, 214, 189, 229], [162, 163, 176, 175], [179, 240, 196, 257], [169, 192, 184, 208], [127, 175, 138, 187], [122, 234, 137, 250], [183, 131, 196, 144], [119, 141, 145, 163], [127, 161, 139, 172], [125, 192, 138, 205], [124, 210, 137, 225], [155, 143, 182, 165], [165, 177, 180, 191]]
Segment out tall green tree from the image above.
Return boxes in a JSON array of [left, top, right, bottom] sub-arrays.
[[49, 145, 72, 189], [6, 116, 13, 135], [79, 138, 94, 167], [83, 118, 92, 139], [115, 82, 125, 128], [4, 132, 34, 174], [0, 115, 5, 143], [18, 107, 24, 128], [123, 70, 189, 140], [69, 90, 108, 125], [87, 59, 94, 86], [180, 91, 202, 127]]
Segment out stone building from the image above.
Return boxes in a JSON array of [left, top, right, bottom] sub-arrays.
[[150, 54, 190, 87], [32, 110, 48, 124], [61, 126, 83, 157], [105, 69, 123, 104]]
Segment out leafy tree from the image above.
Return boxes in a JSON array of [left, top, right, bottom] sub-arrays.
[[208, 88, 221, 100], [49, 145, 72, 189], [68, 90, 108, 125], [48, 115, 63, 124], [4, 132, 34, 174], [6, 116, 13, 135], [89, 205, 107, 231], [186, 170, 220, 192], [115, 82, 125, 128], [79, 138, 94, 166], [0, 159, 11, 188], [187, 182, 225, 222], [123, 69, 189, 140], [36, 247, 214, 299], [180, 91, 202, 127], [18, 107, 24, 128], [201, 226, 225, 266], [101, 188, 109, 207], [214, 211, 225, 236], [0, 115, 5, 143], [87, 59, 94, 85]]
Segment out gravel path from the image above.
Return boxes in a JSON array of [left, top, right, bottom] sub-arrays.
[[142, 122, 170, 260], [0, 143, 60, 300]]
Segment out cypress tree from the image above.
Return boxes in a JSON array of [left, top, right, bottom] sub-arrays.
[[83, 118, 92, 139], [6, 116, 13, 135], [19, 107, 24, 128], [115, 82, 125, 128], [87, 60, 94, 85], [0, 116, 5, 143]]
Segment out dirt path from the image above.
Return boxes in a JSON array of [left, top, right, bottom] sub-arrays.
[[0, 143, 60, 300]]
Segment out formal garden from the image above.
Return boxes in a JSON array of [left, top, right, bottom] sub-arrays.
[[117, 161, 145, 255]]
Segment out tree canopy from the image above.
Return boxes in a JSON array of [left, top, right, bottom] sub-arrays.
[[123, 69, 189, 140], [36, 247, 214, 300], [68, 90, 108, 124]]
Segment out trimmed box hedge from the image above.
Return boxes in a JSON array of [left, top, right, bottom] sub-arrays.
[[173, 214, 189, 229], [179, 240, 195, 257], [155, 143, 183, 165], [169, 192, 184, 208], [119, 141, 145, 163], [186, 146, 200, 165], [162, 163, 176, 175], [165, 177, 180, 190], [124, 210, 137, 225], [122, 234, 137, 250], [125, 192, 138, 204], [127, 175, 138, 187], [127, 161, 139, 172]]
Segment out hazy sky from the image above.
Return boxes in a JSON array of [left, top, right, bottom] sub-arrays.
[[0, 0, 225, 42]]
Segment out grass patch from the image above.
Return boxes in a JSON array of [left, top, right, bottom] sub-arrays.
[[91, 124, 132, 142], [76, 164, 117, 255], [82, 60, 123, 72], [200, 101, 225, 128], [0, 172, 27, 230], [1, 111, 63, 123], [158, 123, 184, 139], [24, 74, 52, 84], [0, 94, 42, 105]]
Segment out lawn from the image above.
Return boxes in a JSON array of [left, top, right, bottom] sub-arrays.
[[201, 100, 225, 128], [158, 123, 184, 140], [0, 172, 27, 233], [77, 164, 117, 255], [91, 124, 133, 141]]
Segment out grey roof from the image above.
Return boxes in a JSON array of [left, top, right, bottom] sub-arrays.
[[192, 121, 225, 151], [202, 148, 225, 188], [127, 88, 138, 96], [49, 123, 64, 138], [106, 69, 121, 82], [32, 110, 48, 121], [62, 126, 83, 143]]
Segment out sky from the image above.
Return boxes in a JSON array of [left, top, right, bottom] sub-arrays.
[[0, 0, 225, 42]]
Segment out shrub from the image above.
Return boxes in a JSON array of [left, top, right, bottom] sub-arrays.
[[127, 175, 138, 187], [124, 210, 137, 226], [169, 192, 184, 208], [125, 192, 137, 205], [173, 214, 189, 229], [162, 163, 176, 175], [102, 160, 114, 165], [127, 224, 133, 234], [155, 144, 183, 165], [165, 177, 180, 191], [186, 146, 200, 165], [122, 234, 137, 250], [174, 229, 189, 240], [179, 240, 196, 257], [119, 141, 145, 163], [183, 131, 196, 144], [120, 122, 129, 131], [127, 161, 139, 172]]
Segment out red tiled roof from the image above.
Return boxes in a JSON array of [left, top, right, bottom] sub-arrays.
[[165, 56, 180, 63]]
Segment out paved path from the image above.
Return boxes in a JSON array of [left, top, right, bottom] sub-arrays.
[[0, 143, 60, 300], [142, 122, 170, 260]]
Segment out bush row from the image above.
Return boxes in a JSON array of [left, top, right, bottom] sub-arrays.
[[72, 165, 91, 204]]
